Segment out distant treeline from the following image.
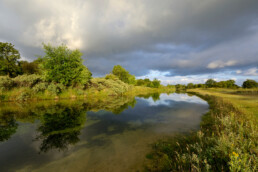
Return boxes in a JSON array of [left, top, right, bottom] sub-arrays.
[[171, 78, 258, 91]]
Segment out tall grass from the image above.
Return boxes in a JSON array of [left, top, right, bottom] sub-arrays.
[[146, 89, 257, 171]]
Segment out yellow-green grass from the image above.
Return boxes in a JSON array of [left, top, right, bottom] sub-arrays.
[[188, 88, 258, 119], [146, 88, 257, 171]]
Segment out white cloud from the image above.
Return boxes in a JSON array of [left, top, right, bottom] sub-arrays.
[[207, 60, 237, 69]]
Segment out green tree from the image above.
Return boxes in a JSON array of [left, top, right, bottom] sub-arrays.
[[242, 79, 258, 88], [187, 83, 194, 89], [112, 65, 136, 85], [42, 44, 92, 86], [0, 42, 21, 77], [152, 78, 161, 88], [205, 79, 216, 88]]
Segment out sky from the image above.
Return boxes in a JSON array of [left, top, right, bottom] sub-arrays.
[[0, 0, 257, 85]]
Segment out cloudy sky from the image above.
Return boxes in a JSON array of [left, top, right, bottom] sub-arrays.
[[0, 0, 257, 85]]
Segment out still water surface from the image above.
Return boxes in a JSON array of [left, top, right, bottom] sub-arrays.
[[0, 93, 208, 172]]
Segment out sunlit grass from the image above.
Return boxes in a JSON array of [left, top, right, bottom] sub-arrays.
[[146, 88, 258, 171]]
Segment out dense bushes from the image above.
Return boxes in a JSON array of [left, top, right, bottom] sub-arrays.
[[88, 78, 132, 95], [111, 65, 136, 85], [136, 78, 161, 88], [13, 74, 42, 87], [242, 79, 258, 88]]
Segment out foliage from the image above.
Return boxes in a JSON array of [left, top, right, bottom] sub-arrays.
[[0, 42, 21, 77], [152, 79, 161, 88], [105, 74, 119, 80], [19, 60, 42, 75], [187, 83, 194, 89], [32, 82, 48, 93], [42, 44, 92, 86], [136, 78, 161, 88], [175, 84, 186, 91], [242, 79, 258, 88], [88, 78, 131, 96], [47, 83, 65, 95], [205, 79, 216, 88], [111, 65, 136, 85], [0, 76, 15, 90], [13, 74, 42, 87], [16, 90, 31, 101]]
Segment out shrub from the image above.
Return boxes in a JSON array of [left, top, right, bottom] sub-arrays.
[[105, 74, 119, 80], [0, 76, 15, 90], [32, 82, 48, 93], [16, 91, 31, 101], [242, 79, 258, 88], [13, 74, 42, 88], [47, 83, 65, 95]]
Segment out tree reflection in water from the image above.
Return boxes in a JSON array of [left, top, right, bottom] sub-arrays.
[[0, 95, 140, 152], [0, 112, 18, 142], [36, 107, 86, 153]]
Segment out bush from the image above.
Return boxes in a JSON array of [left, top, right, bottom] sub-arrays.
[[47, 83, 65, 95], [13, 74, 42, 88], [32, 82, 48, 93], [89, 78, 131, 95], [105, 74, 119, 80], [16, 91, 31, 101], [242, 79, 258, 88], [0, 76, 15, 90]]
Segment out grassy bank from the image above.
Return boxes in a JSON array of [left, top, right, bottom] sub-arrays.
[[0, 76, 174, 102], [146, 88, 257, 171]]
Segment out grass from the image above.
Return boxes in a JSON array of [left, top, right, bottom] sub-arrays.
[[146, 88, 258, 171]]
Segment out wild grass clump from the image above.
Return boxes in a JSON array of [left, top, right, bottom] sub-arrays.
[[146, 94, 257, 171]]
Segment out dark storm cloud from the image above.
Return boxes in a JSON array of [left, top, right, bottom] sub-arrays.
[[0, 0, 258, 77]]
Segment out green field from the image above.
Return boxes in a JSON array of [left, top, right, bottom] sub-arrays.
[[146, 88, 258, 171]]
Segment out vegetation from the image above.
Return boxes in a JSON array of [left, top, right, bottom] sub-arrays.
[[136, 78, 161, 88], [242, 79, 258, 88], [42, 44, 92, 86], [0, 42, 21, 77], [146, 88, 258, 171], [0, 42, 172, 102], [112, 65, 136, 85]]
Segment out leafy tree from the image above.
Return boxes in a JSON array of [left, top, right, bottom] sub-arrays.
[[205, 79, 216, 88], [42, 44, 92, 86], [0, 42, 21, 77], [242, 79, 258, 88], [152, 78, 161, 88], [111, 65, 136, 85], [187, 83, 194, 89], [20, 60, 41, 74]]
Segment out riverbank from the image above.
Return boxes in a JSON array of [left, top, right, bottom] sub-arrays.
[[146, 88, 257, 171], [0, 76, 174, 102]]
